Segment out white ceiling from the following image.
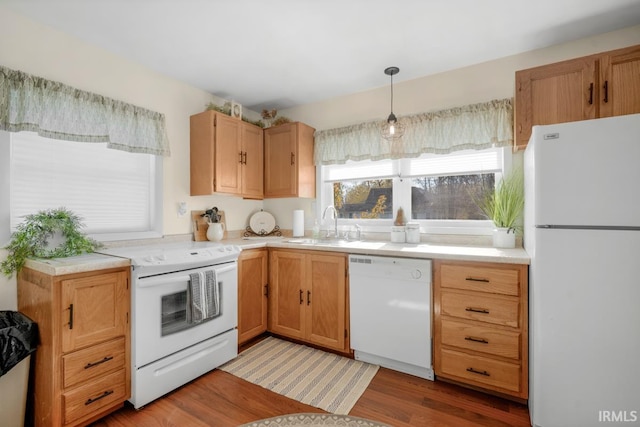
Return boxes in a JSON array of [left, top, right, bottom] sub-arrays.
[[4, 0, 640, 112]]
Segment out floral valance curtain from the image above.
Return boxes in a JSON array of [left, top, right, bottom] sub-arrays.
[[0, 65, 170, 156], [314, 98, 512, 165]]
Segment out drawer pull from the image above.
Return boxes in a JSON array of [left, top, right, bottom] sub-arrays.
[[465, 277, 489, 283], [84, 356, 114, 369], [466, 367, 490, 377], [68, 304, 74, 329], [464, 336, 489, 344], [85, 390, 114, 406], [465, 307, 490, 314]]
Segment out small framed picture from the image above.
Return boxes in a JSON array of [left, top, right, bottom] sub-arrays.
[[231, 102, 242, 119]]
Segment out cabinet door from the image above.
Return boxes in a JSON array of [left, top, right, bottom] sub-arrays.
[[268, 250, 305, 339], [515, 57, 597, 148], [305, 253, 347, 351], [241, 123, 264, 199], [190, 111, 215, 195], [61, 271, 128, 353], [238, 249, 268, 344], [264, 123, 297, 197], [215, 113, 242, 195], [599, 45, 640, 118]]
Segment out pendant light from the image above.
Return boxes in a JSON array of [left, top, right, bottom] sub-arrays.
[[381, 66, 405, 140]]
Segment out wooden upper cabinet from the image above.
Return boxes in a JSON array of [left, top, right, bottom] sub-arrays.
[[264, 122, 316, 198], [190, 110, 264, 199], [241, 123, 265, 199], [213, 113, 242, 195], [515, 43, 640, 149], [515, 56, 597, 148], [599, 45, 640, 118]]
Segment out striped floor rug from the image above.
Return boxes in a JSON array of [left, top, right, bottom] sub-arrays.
[[219, 337, 379, 415]]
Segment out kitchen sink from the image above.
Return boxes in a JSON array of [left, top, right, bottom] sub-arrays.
[[286, 238, 355, 246]]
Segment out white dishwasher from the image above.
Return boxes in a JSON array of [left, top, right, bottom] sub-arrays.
[[349, 254, 434, 380]]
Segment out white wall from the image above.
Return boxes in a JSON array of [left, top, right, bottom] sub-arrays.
[[0, 7, 267, 310], [280, 25, 640, 131]]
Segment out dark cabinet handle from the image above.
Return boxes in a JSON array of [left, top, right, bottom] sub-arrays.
[[588, 82, 594, 105], [603, 81, 609, 103], [465, 277, 489, 283], [68, 304, 74, 330], [464, 336, 489, 344], [84, 356, 114, 369], [85, 390, 114, 406], [307, 290, 311, 306], [264, 284, 269, 297], [465, 307, 490, 314], [290, 152, 295, 165], [243, 151, 247, 165], [238, 151, 243, 163], [466, 367, 490, 377], [299, 289, 303, 304]]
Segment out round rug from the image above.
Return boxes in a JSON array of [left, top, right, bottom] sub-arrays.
[[239, 413, 392, 427]]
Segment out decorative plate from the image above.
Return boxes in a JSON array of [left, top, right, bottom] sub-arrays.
[[249, 211, 276, 235]]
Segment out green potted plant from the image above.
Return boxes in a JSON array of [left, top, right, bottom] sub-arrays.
[[478, 169, 525, 248], [1, 207, 101, 277]]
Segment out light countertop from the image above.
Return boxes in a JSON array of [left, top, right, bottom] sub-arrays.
[[229, 237, 530, 265], [24, 253, 130, 276], [22, 237, 529, 275]]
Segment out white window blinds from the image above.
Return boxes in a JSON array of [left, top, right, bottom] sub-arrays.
[[10, 132, 159, 236], [403, 148, 503, 178], [323, 148, 502, 181]]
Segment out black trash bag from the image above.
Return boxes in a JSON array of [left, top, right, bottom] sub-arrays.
[[0, 311, 38, 377]]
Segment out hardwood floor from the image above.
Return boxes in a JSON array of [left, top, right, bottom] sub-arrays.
[[91, 366, 530, 427]]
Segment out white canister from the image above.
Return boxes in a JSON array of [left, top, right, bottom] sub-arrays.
[[405, 222, 420, 244], [390, 226, 406, 243]]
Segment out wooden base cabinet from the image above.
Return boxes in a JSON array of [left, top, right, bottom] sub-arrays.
[[268, 249, 348, 352], [515, 43, 640, 149], [18, 266, 131, 427], [433, 260, 528, 400], [238, 248, 268, 345]]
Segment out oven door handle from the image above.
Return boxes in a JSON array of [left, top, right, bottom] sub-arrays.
[[136, 264, 237, 288]]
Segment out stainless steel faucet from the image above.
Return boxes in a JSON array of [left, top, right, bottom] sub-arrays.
[[322, 205, 338, 238]]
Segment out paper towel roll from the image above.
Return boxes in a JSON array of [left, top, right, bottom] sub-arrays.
[[293, 210, 304, 237]]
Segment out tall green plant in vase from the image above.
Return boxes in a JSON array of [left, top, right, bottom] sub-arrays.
[[478, 169, 525, 248]]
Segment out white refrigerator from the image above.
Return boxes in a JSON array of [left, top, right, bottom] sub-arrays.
[[524, 114, 640, 427]]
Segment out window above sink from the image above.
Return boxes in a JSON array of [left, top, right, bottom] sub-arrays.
[[317, 147, 512, 236]]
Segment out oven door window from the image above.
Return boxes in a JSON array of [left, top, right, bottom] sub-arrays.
[[161, 290, 190, 336]]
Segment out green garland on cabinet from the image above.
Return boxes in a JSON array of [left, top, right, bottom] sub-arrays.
[[1, 207, 101, 277]]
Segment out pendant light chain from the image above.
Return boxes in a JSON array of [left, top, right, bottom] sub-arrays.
[[381, 66, 405, 140]]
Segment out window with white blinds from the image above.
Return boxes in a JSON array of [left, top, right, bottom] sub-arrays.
[[403, 148, 503, 177], [324, 148, 502, 181], [7, 132, 162, 240]]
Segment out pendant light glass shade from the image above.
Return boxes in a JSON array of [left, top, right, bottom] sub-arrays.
[[381, 66, 405, 140]]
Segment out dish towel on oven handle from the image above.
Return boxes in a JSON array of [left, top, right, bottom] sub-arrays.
[[187, 270, 220, 323]]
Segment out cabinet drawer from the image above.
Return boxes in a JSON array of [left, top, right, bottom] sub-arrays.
[[440, 264, 519, 296], [63, 337, 126, 389], [440, 319, 520, 359], [63, 368, 126, 425], [440, 348, 521, 393], [441, 291, 519, 328]]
